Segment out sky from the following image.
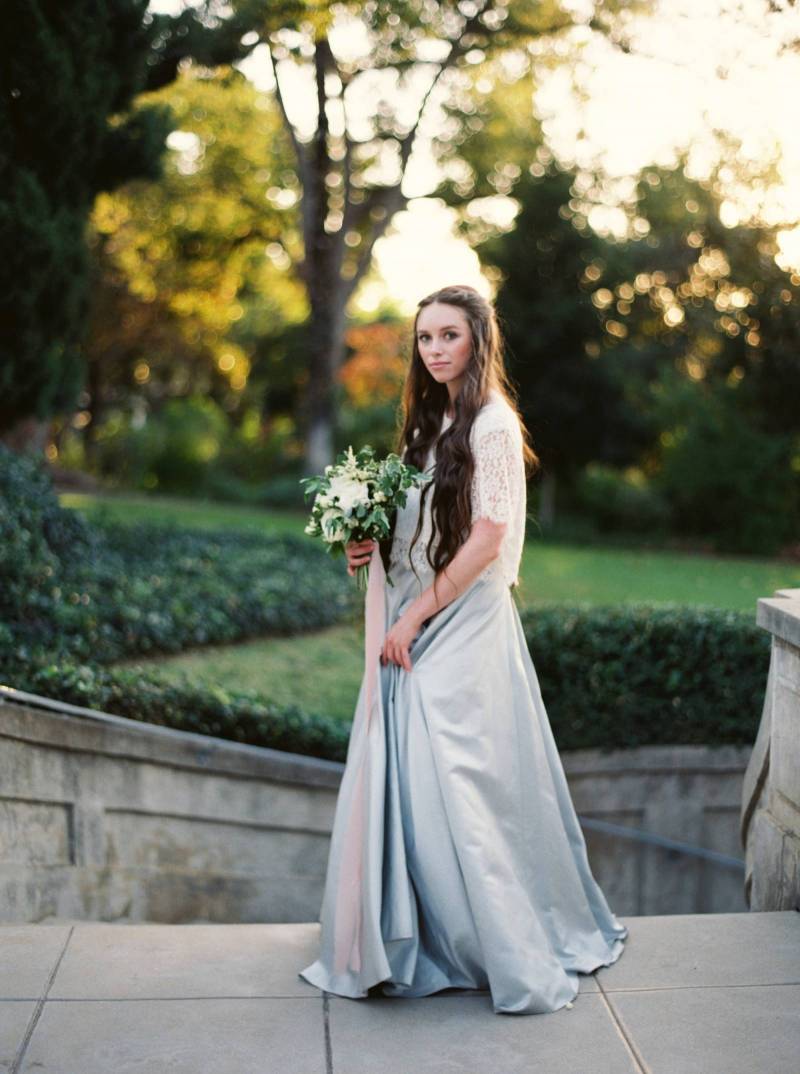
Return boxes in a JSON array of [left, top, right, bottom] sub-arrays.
[[150, 0, 800, 314]]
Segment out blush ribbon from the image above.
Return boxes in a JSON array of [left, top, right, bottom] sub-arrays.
[[331, 545, 386, 975]]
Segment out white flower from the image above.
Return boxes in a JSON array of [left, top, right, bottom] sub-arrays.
[[328, 474, 370, 515], [304, 522, 316, 534], [340, 445, 359, 475], [374, 491, 386, 502], [320, 508, 346, 542], [316, 493, 332, 509]]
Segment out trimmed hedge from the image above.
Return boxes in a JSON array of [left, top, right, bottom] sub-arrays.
[[0, 601, 769, 764], [1, 445, 358, 664], [4, 658, 350, 764], [520, 601, 769, 749], [0, 445, 771, 759]]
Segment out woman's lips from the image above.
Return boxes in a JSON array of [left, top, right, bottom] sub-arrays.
[[430, 363, 449, 369]]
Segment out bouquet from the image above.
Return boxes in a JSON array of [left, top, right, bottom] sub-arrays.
[[300, 444, 430, 591]]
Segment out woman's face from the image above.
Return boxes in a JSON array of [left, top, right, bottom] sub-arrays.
[[415, 302, 473, 397]]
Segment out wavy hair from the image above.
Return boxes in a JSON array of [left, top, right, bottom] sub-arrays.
[[379, 284, 539, 600]]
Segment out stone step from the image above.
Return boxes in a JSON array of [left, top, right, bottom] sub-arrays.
[[2, 911, 798, 1073]]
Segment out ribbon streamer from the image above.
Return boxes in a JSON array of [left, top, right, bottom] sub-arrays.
[[331, 544, 386, 975]]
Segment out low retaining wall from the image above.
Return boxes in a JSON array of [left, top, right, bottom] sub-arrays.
[[0, 686, 750, 924], [741, 586, 800, 910]]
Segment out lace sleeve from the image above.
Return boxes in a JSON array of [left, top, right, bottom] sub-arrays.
[[471, 424, 516, 525]]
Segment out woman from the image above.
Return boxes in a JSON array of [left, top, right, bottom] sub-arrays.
[[299, 284, 627, 1015]]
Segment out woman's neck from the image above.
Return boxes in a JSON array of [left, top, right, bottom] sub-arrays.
[[445, 387, 499, 419]]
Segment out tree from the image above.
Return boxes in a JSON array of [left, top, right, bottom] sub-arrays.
[[79, 64, 305, 463], [476, 160, 658, 525], [234, 0, 634, 473], [0, 0, 256, 449]]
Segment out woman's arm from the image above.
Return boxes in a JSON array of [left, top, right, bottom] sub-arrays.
[[409, 518, 506, 624], [381, 518, 506, 670]]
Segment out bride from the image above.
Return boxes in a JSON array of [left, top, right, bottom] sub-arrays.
[[299, 283, 627, 1015]]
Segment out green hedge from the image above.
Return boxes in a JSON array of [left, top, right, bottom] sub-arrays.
[[3, 658, 350, 763], [520, 602, 769, 749], [0, 601, 769, 763], [1, 445, 358, 664], [6, 521, 358, 663], [0, 445, 770, 759]]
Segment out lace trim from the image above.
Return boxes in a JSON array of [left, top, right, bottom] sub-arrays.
[[389, 401, 524, 588], [471, 425, 515, 525], [389, 533, 437, 573], [389, 534, 502, 585]]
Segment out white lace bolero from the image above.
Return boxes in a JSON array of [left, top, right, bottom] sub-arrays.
[[390, 389, 527, 588]]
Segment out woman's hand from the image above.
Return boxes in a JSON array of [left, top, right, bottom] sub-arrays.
[[345, 537, 376, 577], [381, 610, 422, 672]]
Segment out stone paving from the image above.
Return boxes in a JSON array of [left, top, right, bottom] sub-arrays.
[[1, 911, 798, 1073]]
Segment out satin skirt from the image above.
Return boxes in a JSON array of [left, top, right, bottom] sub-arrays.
[[298, 554, 628, 1015]]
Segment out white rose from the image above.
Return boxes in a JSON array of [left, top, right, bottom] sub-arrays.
[[328, 474, 370, 515]]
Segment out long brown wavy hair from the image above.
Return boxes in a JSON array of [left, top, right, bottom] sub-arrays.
[[379, 284, 540, 600]]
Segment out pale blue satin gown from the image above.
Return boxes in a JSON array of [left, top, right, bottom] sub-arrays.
[[299, 408, 627, 1015]]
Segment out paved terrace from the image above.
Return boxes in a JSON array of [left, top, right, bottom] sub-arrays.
[[2, 911, 798, 1073]]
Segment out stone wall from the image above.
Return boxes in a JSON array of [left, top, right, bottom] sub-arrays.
[[1, 685, 751, 924], [741, 586, 800, 910]]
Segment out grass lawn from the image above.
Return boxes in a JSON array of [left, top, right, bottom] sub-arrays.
[[68, 489, 799, 723], [63, 489, 799, 610], [117, 624, 365, 723], [60, 490, 305, 538]]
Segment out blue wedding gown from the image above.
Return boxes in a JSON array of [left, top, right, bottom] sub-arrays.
[[299, 407, 627, 1015]]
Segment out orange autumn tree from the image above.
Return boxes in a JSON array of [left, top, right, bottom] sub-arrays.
[[337, 322, 408, 409], [335, 320, 409, 455]]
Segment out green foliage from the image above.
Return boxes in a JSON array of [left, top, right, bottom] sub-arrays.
[[519, 601, 769, 751], [607, 156, 800, 442], [0, 444, 358, 665], [2, 597, 769, 761], [0, 442, 357, 759], [61, 399, 310, 506], [138, 396, 229, 493], [652, 380, 799, 555], [478, 165, 657, 479], [0, 445, 102, 619], [0, 444, 773, 761], [5, 658, 351, 764], [574, 464, 672, 534], [0, 1, 259, 436], [85, 65, 306, 437], [0, 1, 171, 432]]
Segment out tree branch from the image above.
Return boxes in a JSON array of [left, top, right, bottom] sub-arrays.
[[266, 46, 307, 180], [340, 185, 409, 305]]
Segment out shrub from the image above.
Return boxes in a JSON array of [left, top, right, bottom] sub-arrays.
[[1, 599, 769, 761], [519, 601, 769, 750], [0, 444, 103, 623], [653, 385, 799, 555], [574, 464, 672, 534], [3, 658, 351, 763], [0, 444, 358, 664], [0, 444, 771, 760]]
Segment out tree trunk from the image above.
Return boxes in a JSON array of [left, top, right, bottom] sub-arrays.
[[0, 417, 50, 456], [81, 355, 104, 471], [304, 287, 347, 476], [538, 469, 557, 530]]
